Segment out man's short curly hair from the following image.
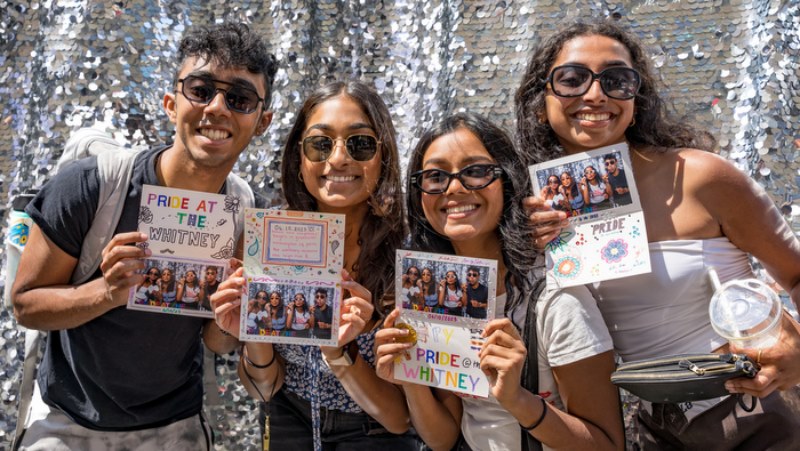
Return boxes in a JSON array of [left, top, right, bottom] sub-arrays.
[[178, 22, 278, 106]]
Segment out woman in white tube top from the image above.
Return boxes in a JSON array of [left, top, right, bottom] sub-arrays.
[[516, 20, 800, 450]]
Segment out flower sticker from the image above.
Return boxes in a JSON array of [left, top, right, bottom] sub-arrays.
[[555, 256, 581, 278], [601, 239, 628, 263]]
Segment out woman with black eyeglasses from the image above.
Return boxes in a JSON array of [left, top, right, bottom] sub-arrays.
[[211, 80, 417, 450], [375, 112, 623, 451], [517, 20, 800, 449]]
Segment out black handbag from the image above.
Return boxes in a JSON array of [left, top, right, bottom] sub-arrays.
[[610, 353, 758, 403]]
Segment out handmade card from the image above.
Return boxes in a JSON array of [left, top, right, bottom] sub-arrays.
[[393, 250, 497, 397], [529, 143, 651, 287], [239, 209, 345, 346], [128, 184, 241, 318]]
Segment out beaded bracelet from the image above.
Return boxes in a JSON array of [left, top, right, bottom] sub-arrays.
[[242, 345, 276, 369], [520, 396, 548, 431]]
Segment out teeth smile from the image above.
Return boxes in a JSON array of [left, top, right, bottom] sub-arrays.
[[575, 112, 612, 121], [326, 175, 356, 182], [199, 129, 231, 140], [446, 205, 477, 214]]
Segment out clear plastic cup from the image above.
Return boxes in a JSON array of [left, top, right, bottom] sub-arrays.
[[709, 278, 782, 349]]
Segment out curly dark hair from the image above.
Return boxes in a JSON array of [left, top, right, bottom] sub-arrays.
[[280, 80, 406, 315], [515, 20, 715, 164], [406, 112, 543, 317], [177, 22, 278, 105]]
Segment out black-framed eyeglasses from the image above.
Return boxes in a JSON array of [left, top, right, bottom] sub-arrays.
[[604, 160, 616, 166], [177, 75, 264, 114], [408, 271, 419, 276], [301, 135, 381, 162], [467, 272, 479, 277], [411, 164, 504, 195], [315, 294, 327, 299], [546, 65, 641, 100], [148, 271, 160, 276], [256, 295, 268, 300]]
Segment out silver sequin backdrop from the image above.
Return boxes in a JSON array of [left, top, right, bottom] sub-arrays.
[[1, 0, 799, 449]]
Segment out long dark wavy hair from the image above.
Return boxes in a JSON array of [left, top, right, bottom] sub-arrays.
[[280, 80, 406, 314], [406, 112, 543, 319], [515, 20, 716, 165]]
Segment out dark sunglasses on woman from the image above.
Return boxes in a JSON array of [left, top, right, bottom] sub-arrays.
[[301, 135, 381, 162], [546, 65, 641, 100]]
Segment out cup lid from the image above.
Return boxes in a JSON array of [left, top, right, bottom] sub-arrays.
[[709, 278, 781, 339]]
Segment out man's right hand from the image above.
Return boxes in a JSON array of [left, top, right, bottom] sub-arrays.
[[99, 232, 150, 307]]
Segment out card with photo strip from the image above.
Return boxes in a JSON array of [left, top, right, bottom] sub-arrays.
[[128, 184, 241, 318], [529, 143, 651, 287], [392, 250, 498, 397], [239, 209, 345, 346]]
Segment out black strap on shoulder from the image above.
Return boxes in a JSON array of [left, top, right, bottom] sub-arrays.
[[520, 280, 544, 451]]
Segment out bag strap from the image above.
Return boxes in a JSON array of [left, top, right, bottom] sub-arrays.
[[520, 279, 544, 451], [11, 328, 45, 450], [71, 149, 137, 284]]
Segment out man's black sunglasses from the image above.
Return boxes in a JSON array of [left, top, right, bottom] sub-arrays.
[[178, 75, 264, 114]]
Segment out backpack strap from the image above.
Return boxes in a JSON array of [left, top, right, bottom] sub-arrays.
[[70, 150, 138, 284]]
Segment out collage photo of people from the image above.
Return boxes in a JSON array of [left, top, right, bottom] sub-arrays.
[[534, 151, 633, 217], [245, 282, 334, 340], [400, 259, 492, 320], [131, 258, 223, 314]]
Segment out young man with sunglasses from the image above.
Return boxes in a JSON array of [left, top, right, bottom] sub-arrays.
[[12, 23, 276, 449], [200, 266, 221, 311], [601, 153, 632, 207], [464, 266, 488, 319], [310, 288, 333, 340]]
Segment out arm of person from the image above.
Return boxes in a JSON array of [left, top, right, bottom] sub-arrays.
[[239, 342, 285, 403], [603, 181, 612, 200], [481, 319, 623, 451], [202, 320, 240, 355], [176, 280, 185, 301], [208, 265, 286, 400], [320, 272, 410, 434], [580, 180, 590, 205], [691, 151, 800, 397], [12, 227, 148, 330], [374, 308, 461, 450]]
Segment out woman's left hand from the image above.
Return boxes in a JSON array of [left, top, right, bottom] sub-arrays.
[[480, 318, 526, 406], [726, 312, 800, 397]]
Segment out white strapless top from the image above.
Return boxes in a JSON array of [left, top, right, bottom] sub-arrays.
[[590, 237, 753, 362]]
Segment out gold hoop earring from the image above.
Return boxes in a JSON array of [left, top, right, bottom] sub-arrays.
[[628, 118, 636, 128], [298, 170, 304, 182]]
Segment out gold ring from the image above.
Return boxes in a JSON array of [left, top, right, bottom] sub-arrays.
[[757, 349, 763, 365]]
